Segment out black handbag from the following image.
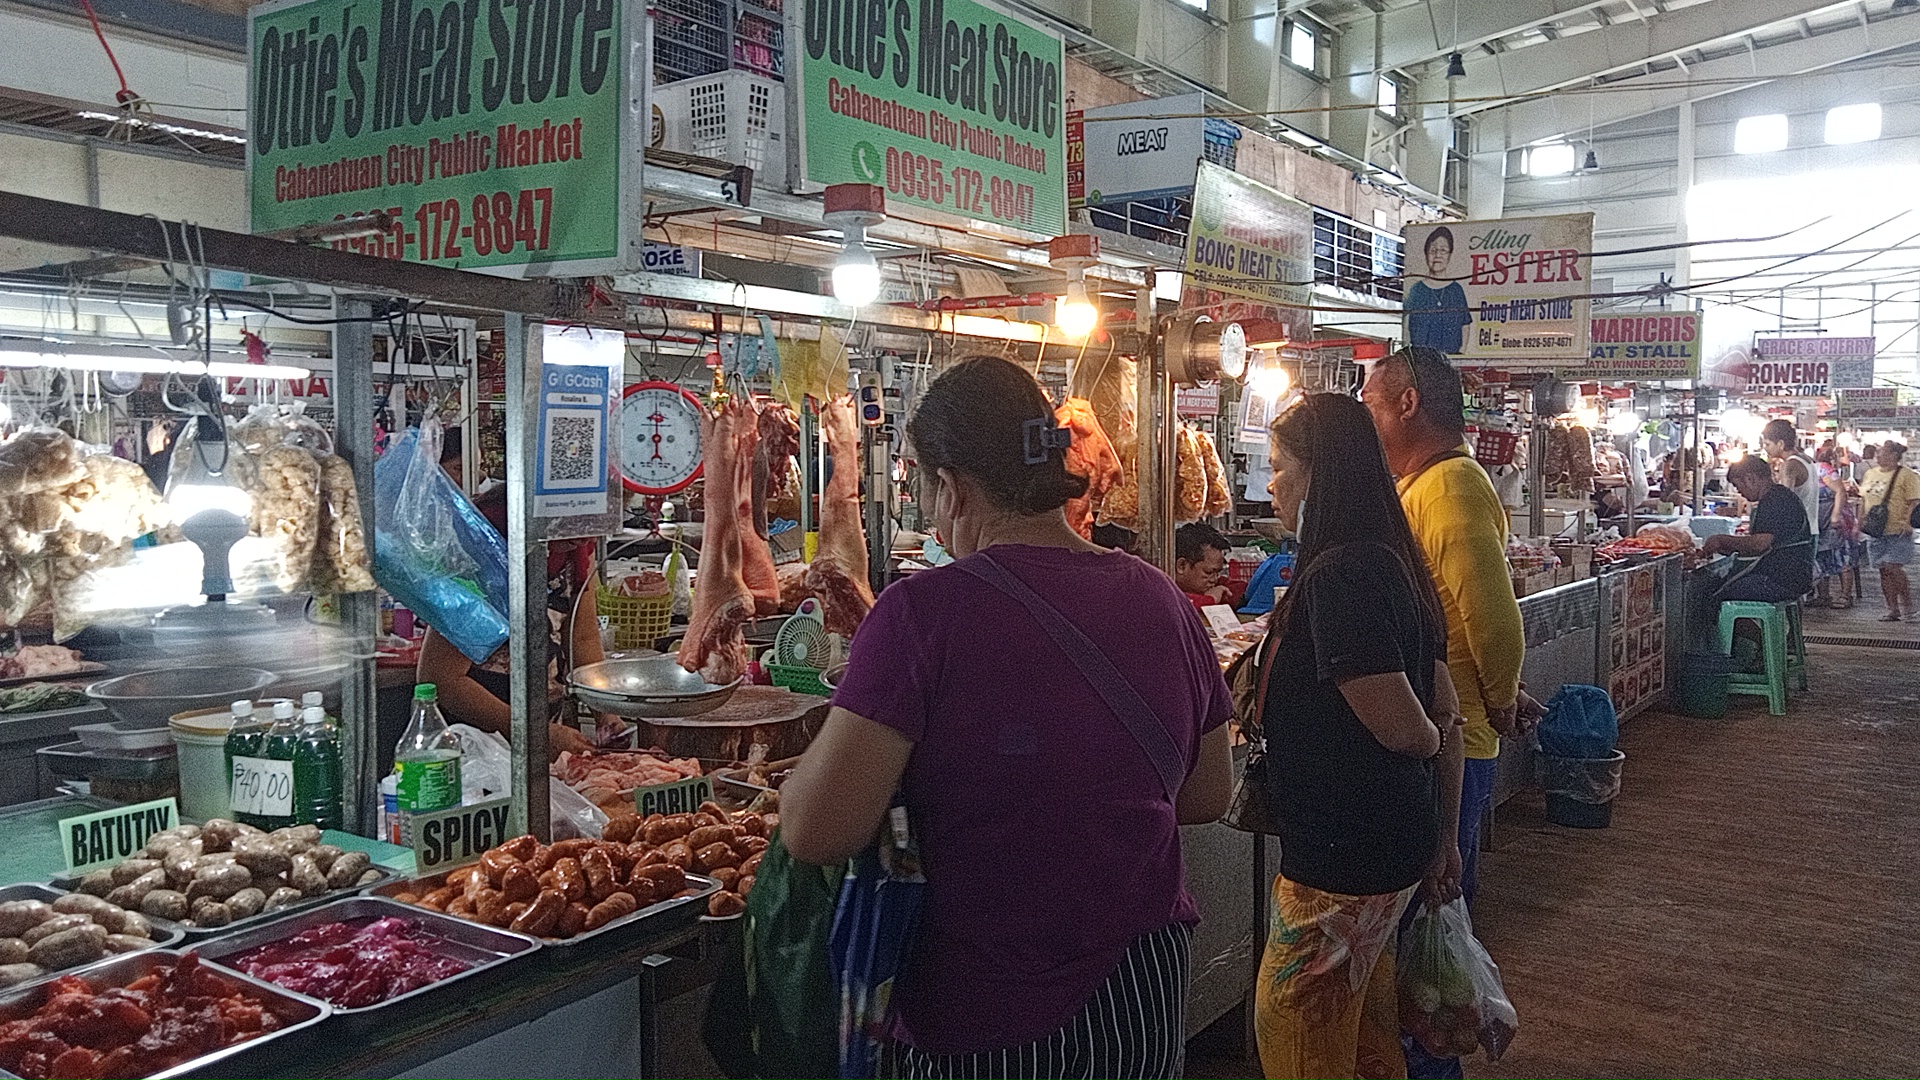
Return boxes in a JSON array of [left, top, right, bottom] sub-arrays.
[[1863, 465, 1903, 538], [1221, 630, 1282, 834]]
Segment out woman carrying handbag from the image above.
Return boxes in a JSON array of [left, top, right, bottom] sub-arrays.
[[781, 357, 1233, 1079]]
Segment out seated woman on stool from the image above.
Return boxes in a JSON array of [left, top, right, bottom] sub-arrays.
[[1703, 455, 1815, 605]]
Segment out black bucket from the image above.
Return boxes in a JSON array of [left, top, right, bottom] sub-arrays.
[[1542, 749, 1626, 829], [1677, 651, 1738, 718]]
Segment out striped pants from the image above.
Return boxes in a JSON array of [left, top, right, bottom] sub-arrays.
[[894, 923, 1194, 1080]]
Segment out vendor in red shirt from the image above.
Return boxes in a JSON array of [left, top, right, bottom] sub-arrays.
[[1174, 523, 1237, 610]]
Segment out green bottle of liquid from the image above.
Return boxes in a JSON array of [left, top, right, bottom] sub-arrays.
[[293, 705, 344, 831], [256, 700, 300, 831], [393, 684, 462, 845], [223, 700, 269, 827]]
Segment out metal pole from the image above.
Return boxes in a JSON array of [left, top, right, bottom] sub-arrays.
[[332, 297, 380, 836], [504, 315, 551, 840], [799, 401, 817, 542], [1528, 380, 1549, 540], [1136, 275, 1171, 570]]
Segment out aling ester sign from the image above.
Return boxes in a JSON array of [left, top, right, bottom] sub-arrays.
[[247, 0, 644, 274], [796, 0, 1067, 236]]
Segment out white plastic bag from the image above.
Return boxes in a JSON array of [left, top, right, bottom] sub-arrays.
[[1397, 898, 1520, 1061], [448, 724, 608, 840]]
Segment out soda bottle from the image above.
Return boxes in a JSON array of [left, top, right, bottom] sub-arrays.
[[392, 684, 462, 844], [292, 705, 343, 830], [223, 700, 268, 826], [256, 700, 300, 831], [301, 692, 339, 734]]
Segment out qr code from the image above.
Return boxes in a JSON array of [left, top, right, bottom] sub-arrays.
[[544, 411, 602, 485]]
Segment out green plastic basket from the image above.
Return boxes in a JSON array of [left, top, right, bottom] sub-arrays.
[[768, 664, 829, 697]]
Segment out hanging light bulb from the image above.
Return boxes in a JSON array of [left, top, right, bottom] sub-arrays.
[[1445, 52, 1466, 78], [1607, 410, 1642, 436], [1054, 278, 1099, 339], [831, 229, 882, 307], [1248, 359, 1292, 400], [1048, 234, 1102, 341], [822, 184, 888, 308]]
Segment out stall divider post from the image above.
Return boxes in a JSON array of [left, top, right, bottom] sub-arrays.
[[333, 296, 381, 835], [799, 400, 817, 545], [1529, 377, 1549, 541], [505, 314, 552, 840], [1137, 274, 1172, 571]]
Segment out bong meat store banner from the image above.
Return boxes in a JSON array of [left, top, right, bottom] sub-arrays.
[[796, 0, 1068, 237], [1182, 160, 1314, 344], [247, 0, 643, 274], [1402, 213, 1593, 364], [1580, 312, 1703, 380]]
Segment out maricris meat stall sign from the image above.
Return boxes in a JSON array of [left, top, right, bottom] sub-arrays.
[[798, 0, 1067, 236], [247, 0, 642, 274]]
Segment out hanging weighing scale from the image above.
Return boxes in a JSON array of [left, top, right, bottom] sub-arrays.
[[618, 380, 706, 496]]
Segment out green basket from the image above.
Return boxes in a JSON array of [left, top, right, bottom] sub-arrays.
[[768, 664, 829, 697]]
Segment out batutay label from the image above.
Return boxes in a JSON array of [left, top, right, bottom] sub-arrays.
[[799, 0, 1067, 236], [248, 0, 626, 270], [60, 798, 177, 874]]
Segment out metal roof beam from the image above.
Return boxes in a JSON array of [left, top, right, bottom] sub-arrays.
[[1448, 0, 1871, 119], [1496, 13, 1920, 145]]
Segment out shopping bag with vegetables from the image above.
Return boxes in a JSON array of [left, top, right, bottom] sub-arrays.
[[1397, 899, 1520, 1061]]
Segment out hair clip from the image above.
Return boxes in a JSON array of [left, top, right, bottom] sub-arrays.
[[1023, 416, 1074, 465]]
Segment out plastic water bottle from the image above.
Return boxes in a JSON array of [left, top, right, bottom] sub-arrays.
[[223, 700, 267, 826], [301, 692, 339, 734], [257, 701, 301, 831], [392, 684, 462, 844], [293, 705, 344, 830]]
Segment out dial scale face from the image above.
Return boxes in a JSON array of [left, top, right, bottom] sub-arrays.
[[618, 381, 705, 495]]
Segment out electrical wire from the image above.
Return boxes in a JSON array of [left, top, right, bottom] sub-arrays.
[[73, 0, 136, 105]]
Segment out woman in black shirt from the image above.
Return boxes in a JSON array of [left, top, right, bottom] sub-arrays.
[[1704, 455, 1815, 603], [1252, 394, 1464, 1080]]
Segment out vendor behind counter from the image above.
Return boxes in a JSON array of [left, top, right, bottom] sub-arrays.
[[415, 484, 610, 756]]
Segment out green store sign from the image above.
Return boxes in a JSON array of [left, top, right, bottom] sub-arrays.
[[247, 0, 641, 273], [797, 0, 1067, 237]]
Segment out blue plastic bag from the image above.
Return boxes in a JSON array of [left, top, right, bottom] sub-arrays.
[[830, 805, 925, 1079], [1537, 684, 1618, 759], [1237, 553, 1297, 616], [372, 421, 511, 663]]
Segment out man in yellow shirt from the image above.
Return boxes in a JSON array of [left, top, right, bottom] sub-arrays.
[[1367, 348, 1533, 1079]]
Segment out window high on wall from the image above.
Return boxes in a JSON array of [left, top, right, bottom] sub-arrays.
[[1288, 21, 1318, 72], [1825, 103, 1882, 145], [1377, 76, 1398, 116], [1734, 114, 1789, 154]]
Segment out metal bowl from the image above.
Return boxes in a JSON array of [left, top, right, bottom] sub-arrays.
[[819, 663, 848, 692], [567, 655, 741, 718], [85, 665, 277, 727]]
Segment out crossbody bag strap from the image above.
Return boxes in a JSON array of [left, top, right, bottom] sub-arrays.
[[956, 553, 1187, 803]]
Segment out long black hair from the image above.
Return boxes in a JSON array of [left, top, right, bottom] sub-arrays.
[[1270, 393, 1447, 660], [907, 356, 1088, 515]]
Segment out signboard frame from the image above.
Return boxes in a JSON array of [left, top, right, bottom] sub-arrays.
[[1075, 92, 1207, 207], [1746, 336, 1876, 397], [1582, 312, 1704, 380], [1182, 159, 1315, 345], [245, 0, 651, 278], [1403, 213, 1594, 365], [787, 0, 1068, 239]]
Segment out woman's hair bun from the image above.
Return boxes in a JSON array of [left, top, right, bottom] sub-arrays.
[[906, 357, 1089, 515]]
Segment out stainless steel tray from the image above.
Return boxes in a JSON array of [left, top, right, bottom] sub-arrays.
[[0, 883, 186, 995], [191, 896, 538, 1017], [0, 948, 329, 1079], [372, 869, 719, 947], [35, 740, 177, 781], [50, 864, 397, 941]]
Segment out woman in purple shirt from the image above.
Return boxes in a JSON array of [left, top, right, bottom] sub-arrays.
[[782, 357, 1234, 1079]]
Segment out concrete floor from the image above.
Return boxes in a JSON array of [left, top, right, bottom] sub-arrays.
[[1189, 636, 1920, 1079]]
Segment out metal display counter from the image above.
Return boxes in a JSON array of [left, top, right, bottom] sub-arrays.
[[1493, 553, 1685, 806]]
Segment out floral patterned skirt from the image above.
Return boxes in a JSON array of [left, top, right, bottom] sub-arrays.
[[1254, 876, 1415, 1080]]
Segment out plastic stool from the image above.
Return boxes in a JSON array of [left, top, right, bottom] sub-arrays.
[[1785, 599, 1809, 691], [1717, 601, 1791, 715]]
